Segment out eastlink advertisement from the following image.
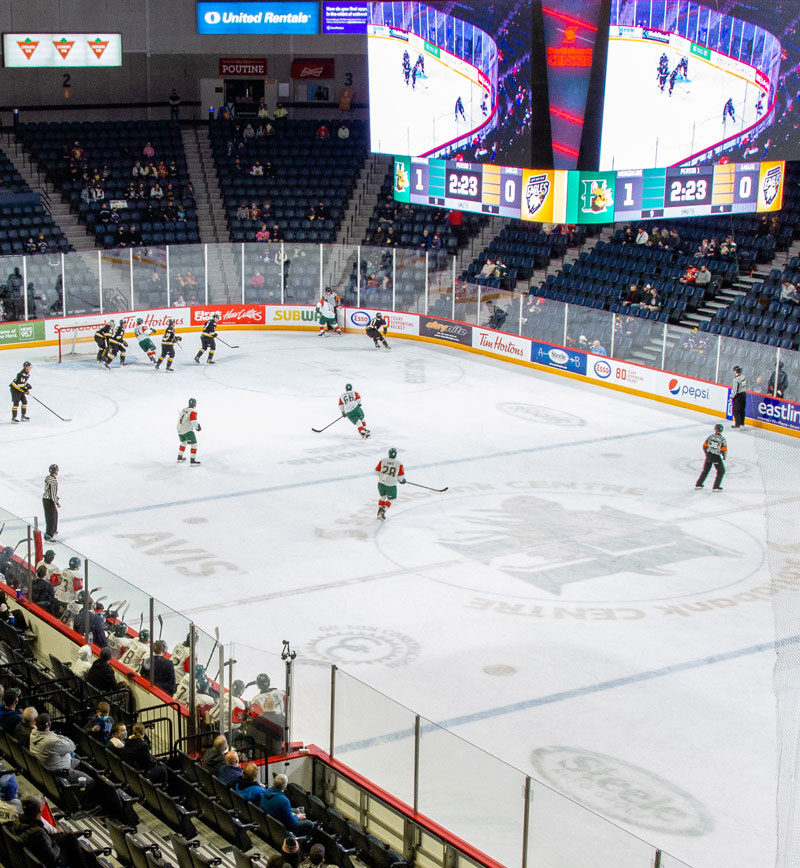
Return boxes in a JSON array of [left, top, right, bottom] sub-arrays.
[[197, 2, 319, 34], [418, 316, 472, 346], [746, 393, 800, 433], [531, 341, 587, 375]]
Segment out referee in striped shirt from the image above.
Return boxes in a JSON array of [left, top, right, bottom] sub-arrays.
[[42, 464, 60, 541], [731, 365, 747, 428]]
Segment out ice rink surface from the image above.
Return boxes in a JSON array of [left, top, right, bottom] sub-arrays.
[[0, 330, 793, 868], [600, 39, 763, 169], [368, 36, 487, 157]]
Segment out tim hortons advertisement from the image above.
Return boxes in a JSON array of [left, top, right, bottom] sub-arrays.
[[586, 355, 728, 412], [418, 316, 472, 346], [473, 328, 529, 362], [190, 304, 265, 326], [46, 309, 191, 341]]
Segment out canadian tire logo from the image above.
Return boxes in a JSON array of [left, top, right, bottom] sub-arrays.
[[88, 38, 109, 59], [17, 39, 39, 59], [53, 38, 74, 59]]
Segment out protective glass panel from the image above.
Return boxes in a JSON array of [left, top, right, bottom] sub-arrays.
[[207, 242, 241, 304], [291, 659, 332, 753], [100, 249, 131, 313], [395, 248, 426, 313], [662, 324, 718, 381], [132, 246, 168, 310], [359, 245, 394, 312], [24, 254, 63, 319], [453, 280, 481, 325], [418, 716, 525, 867], [717, 335, 775, 391], [332, 669, 415, 806], [566, 304, 614, 357], [168, 243, 205, 306], [527, 780, 657, 868], [426, 248, 452, 301], [284, 243, 320, 305], [322, 243, 359, 306], [522, 297, 567, 345], [0, 516, 36, 595], [64, 251, 100, 317], [244, 242, 283, 304], [610, 313, 658, 363], [659, 854, 694, 868]]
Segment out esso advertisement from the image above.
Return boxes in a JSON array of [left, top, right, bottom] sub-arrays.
[[473, 328, 529, 361], [348, 309, 417, 334], [190, 304, 265, 326], [265, 305, 320, 327]]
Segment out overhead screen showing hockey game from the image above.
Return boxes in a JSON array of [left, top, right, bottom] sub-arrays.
[[599, 0, 800, 169], [367, 0, 536, 170]]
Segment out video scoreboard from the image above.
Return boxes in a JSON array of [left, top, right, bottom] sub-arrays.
[[393, 156, 785, 225]]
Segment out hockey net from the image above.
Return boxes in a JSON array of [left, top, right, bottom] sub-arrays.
[[57, 324, 103, 363]]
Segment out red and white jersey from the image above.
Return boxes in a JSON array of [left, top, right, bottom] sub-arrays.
[[375, 456, 404, 486], [339, 390, 361, 411], [177, 406, 199, 435]]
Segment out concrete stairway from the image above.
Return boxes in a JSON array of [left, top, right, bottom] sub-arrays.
[[181, 127, 227, 244]]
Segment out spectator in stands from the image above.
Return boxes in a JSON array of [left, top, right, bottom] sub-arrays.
[[261, 200, 272, 220], [0, 690, 22, 734], [169, 89, 181, 121], [338, 122, 350, 140], [643, 286, 661, 311], [635, 227, 649, 246], [234, 762, 266, 804], [70, 141, 84, 162], [274, 103, 288, 121], [486, 301, 507, 330], [667, 229, 680, 249], [720, 236, 737, 257], [250, 160, 264, 177], [264, 121, 275, 137], [12, 794, 87, 868], [448, 209, 464, 245], [316, 123, 330, 140], [145, 640, 176, 696], [591, 339, 607, 356], [122, 722, 168, 784], [243, 123, 255, 142], [271, 223, 284, 242], [770, 215, 781, 238], [108, 722, 126, 750], [694, 265, 712, 293], [218, 750, 243, 786], [282, 836, 303, 868], [128, 224, 142, 246], [248, 202, 261, 221], [257, 97, 270, 119], [31, 565, 55, 612], [142, 141, 155, 159], [30, 713, 92, 787], [300, 843, 326, 868], [250, 270, 266, 289], [84, 701, 113, 742], [768, 362, 788, 398], [25, 236, 37, 255], [203, 734, 228, 774], [236, 201, 250, 221], [14, 707, 37, 747], [680, 265, 699, 285], [72, 645, 93, 678], [150, 182, 164, 200], [86, 647, 118, 691], [780, 280, 797, 304], [156, 161, 168, 179], [260, 773, 314, 835], [431, 231, 443, 251], [418, 228, 432, 250], [479, 257, 495, 278], [756, 215, 770, 238]]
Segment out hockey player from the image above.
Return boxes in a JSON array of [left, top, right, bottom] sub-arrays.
[[677, 55, 688, 78], [94, 320, 114, 363], [339, 384, 370, 439], [155, 318, 181, 371], [9, 360, 32, 423], [411, 63, 418, 90], [375, 447, 405, 520], [170, 627, 199, 674], [134, 318, 158, 364], [194, 313, 219, 364], [415, 53, 425, 75], [657, 53, 669, 91], [248, 672, 285, 716], [54, 556, 83, 620], [402, 50, 411, 85], [756, 93, 765, 116], [206, 679, 248, 729], [104, 320, 128, 368], [120, 627, 150, 671], [455, 96, 465, 121], [177, 397, 201, 465], [481, 95, 488, 116], [668, 67, 679, 96], [174, 663, 215, 717], [365, 312, 390, 349], [723, 97, 735, 123], [316, 297, 341, 336]]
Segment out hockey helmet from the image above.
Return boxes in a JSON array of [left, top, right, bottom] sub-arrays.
[[345, 383, 352, 391], [2, 547, 12, 558], [211, 313, 219, 320], [113, 622, 128, 638], [168, 318, 175, 325], [715, 423, 724, 432], [136, 318, 144, 325], [256, 672, 271, 692], [388, 448, 397, 459], [43, 550, 55, 563], [195, 664, 210, 694], [76, 590, 89, 605], [48, 464, 59, 474], [139, 628, 150, 643], [22, 361, 31, 369], [232, 679, 245, 697], [108, 319, 115, 327], [733, 365, 742, 373], [188, 398, 197, 408], [68, 556, 81, 570]]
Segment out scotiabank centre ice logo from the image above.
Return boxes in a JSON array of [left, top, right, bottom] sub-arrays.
[[350, 310, 371, 327]]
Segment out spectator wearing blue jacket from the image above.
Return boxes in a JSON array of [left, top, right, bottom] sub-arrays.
[[217, 750, 243, 787], [234, 762, 265, 804], [0, 689, 22, 734], [260, 773, 314, 835]]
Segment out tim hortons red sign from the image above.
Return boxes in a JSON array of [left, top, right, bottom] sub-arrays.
[[219, 58, 267, 77]]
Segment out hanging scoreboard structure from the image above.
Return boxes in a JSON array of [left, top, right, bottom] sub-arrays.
[[393, 156, 785, 225]]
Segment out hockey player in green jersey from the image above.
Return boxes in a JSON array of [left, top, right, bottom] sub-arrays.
[[134, 318, 158, 364], [374, 447, 405, 520], [316, 297, 341, 336], [339, 384, 370, 439]]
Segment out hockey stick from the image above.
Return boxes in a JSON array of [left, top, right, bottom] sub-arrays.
[[31, 395, 72, 423], [205, 626, 220, 670], [158, 614, 164, 641], [217, 337, 239, 349], [403, 480, 448, 492], [312, 415, 345, 434]]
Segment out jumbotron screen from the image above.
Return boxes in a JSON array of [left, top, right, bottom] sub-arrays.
[[367, 0, 539, 169], [599, 0, 800, 169]]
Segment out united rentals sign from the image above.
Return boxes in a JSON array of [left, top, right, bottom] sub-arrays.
[[219, 57, 267, 76]]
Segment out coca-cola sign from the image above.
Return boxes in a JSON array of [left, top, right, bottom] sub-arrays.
[[191, 304, 265, 325]]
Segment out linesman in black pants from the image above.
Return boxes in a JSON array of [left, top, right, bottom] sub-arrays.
[[42, 464, 60, 541], [731, 365, 747, 427], [695, 424, 727, 491]]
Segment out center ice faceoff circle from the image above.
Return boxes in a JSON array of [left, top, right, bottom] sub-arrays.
[[374, 487, 766, 604]]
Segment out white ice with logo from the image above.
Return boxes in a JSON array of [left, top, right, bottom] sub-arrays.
[[0, 331, 786, 868]]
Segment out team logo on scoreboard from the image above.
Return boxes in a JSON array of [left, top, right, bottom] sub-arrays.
[[394, 160, 409, 194], [524, 174, 551, 216], [580, 178, 614, 214], [762, 164, 782, 206]]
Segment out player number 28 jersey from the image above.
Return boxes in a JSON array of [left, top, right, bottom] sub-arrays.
[[177, 407, 199, 435], [375, 456, 404, 485]]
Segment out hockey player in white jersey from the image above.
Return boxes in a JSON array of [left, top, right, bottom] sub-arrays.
[[134, 318, 158, 364], [119, 627, 150, 672], [316, 296, 341, 336], [339, 384, 370, 439], [375, 447, 405, 520], [54, 556, 83, 620], [177, 398, 201, 465], [248, 672, 286, 716]]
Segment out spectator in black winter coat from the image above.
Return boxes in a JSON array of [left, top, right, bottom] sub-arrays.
[[122, 723, 168, 784], [73, 602, 107, 647], [31, 565, 55, 613], [141, 640, 176, 696], [0, 689, 22, 734], [86, 647, 118, 692], [12, 795, 85, 868]]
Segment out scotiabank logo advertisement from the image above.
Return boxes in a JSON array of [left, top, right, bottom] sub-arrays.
[[418, 317, 472, 346], [191, 305, 264, 325]]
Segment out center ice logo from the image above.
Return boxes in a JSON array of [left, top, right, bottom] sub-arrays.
[[524, 174, 550, 216], [762, 165, 782, 206]]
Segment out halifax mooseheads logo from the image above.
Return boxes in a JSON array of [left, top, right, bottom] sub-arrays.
[[762, 164, 782, 207], [525, 173, 551, 217]]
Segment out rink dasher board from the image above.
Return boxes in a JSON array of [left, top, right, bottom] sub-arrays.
[[6, 303, 798, 438]]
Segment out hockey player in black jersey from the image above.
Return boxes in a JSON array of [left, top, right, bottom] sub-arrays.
[[723, 97, 735, 123], [9, 361, 32, 423], [366, 313, 390, 349], [94, 320, 114, 363], [194, 313, 219, 365], [104, 321, 128, 368], [668, 67, 679, 96], [155, 319, 182, 372], [657, 53, 669, 91]]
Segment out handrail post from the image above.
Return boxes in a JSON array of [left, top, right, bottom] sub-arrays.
[[522, 775, 531, 868], [329, 664, 336, 759]]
